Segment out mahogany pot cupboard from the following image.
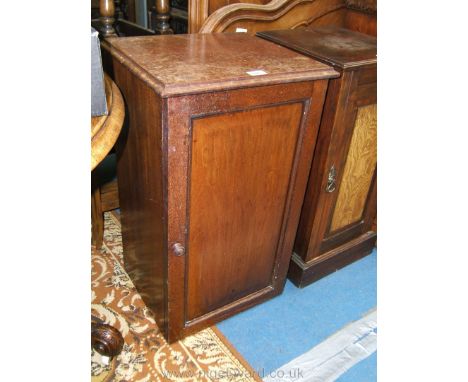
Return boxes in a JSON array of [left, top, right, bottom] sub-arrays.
[[258, 26, 377, 287], [104, 33, 338, 342]]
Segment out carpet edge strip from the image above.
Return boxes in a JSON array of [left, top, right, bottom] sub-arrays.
[[263, 309, 377, 382]]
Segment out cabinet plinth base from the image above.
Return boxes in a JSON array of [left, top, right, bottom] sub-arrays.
[[288, 232, 376, 288]]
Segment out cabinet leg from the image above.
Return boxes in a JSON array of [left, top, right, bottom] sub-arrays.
[[91, 187, 104, 250]]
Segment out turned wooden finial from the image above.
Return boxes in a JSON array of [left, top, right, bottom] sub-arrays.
[[153, 0, 173, 35], [91, 323, 124, 358], [99, 0, 117, 37]]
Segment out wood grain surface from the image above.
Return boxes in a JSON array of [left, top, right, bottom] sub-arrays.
[[187, 103, 302, 321], [195, 0, 376, 37], [164, 80, 330, 341], [344, 8, 376, 36], [257, 26, 377, 70], [113, 61, 169, 337], [330, 103, 377, 231], [199, 0, 347, 34], [106, 33, 338, 97], [91, 74, 125, 170], [258, 27, 377, 287]]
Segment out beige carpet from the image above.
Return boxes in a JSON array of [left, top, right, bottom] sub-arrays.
[[92, 211, 261, 382]]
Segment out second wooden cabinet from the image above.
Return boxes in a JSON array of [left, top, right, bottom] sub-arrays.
[[258, 26, 377, 287]]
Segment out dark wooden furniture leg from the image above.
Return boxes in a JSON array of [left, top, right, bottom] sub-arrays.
[[92, 322, 124, 359], [92, 154, 120, 250], [91, 186, 104, 250], [91, 179, 120, 250]]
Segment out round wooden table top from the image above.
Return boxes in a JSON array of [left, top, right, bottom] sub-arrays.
[[91, 74, 125, 171]]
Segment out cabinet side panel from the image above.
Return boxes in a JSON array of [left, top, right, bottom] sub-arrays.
[[187, 103, 302, 321], [113, 61, 168, 335], [330, 103, 377, 231]]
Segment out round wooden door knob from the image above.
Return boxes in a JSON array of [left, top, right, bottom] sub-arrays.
[[91, 323, 124, 358]]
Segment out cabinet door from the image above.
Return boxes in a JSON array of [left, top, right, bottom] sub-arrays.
[[298, 67, 377, 261], [165, 81, 328, 341]]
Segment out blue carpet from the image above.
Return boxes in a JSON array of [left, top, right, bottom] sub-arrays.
[[217, 249, 377, 377], [336, 351, 377, 382]]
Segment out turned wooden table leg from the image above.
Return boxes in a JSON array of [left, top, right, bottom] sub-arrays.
[[99, 0, 118, 37], [91, 322, 124, 359]]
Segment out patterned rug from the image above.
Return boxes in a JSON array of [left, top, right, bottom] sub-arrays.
[[91, 211, 261, 382]]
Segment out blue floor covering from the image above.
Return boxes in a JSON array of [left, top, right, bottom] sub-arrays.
[[217, 249, 377, 379]]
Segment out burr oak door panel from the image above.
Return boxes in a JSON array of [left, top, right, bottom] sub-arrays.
[[329, 103, 377, 232], [187, 103, 303, 322]]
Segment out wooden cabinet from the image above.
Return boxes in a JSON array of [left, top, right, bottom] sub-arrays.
[[105, 34, 337, 341], [258, 26, 377, 287]]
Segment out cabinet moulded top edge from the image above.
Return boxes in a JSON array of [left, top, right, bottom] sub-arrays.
[[104, 34, 339, 97]]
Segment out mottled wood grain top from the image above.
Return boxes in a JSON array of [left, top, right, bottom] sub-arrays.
[[105, 33, 338, 97], [257, 26, 377, 70]]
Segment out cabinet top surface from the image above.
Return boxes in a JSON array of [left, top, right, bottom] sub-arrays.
[[106, 33, 338, 97], [257, 26, 377, 70]]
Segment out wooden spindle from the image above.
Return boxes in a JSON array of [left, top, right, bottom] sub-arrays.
[[99, 0, 117, 37], [153, 0, 173, 34], [115, 0, 127, 20]]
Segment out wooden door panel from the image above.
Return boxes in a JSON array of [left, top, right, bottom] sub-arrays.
[[187, 103, 303, 321], [330, 103, 377, 232]]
